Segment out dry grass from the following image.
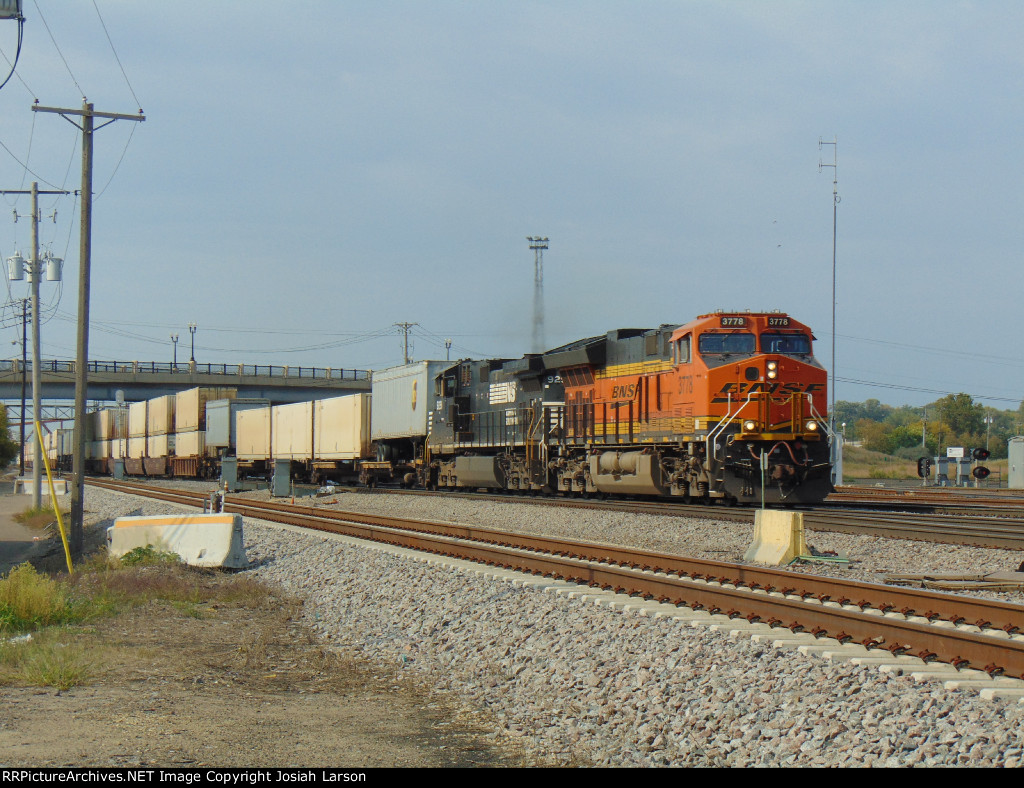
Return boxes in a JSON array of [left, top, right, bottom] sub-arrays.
[[13, 505, 70, 531], [0, 555, 280, 691]]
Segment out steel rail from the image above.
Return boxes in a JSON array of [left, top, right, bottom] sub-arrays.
[[89, 478, 1024, 677]]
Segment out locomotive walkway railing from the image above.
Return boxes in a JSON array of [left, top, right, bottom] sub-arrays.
[[0, 359, 371, 380]]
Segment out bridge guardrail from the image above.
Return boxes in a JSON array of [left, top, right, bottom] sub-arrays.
[[0, 359, 370, 381]]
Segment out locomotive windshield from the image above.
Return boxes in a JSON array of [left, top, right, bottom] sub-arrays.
[[698, 332, 756, 355], [760, 333, 811, 355]]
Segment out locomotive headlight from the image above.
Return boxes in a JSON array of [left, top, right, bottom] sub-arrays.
[[767, 361, 778, 380], [743, 420, 757, 432], [805, 420, 818, 432]]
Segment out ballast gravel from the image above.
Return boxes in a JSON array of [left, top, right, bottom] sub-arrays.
[[85, 487, 1024, 767]]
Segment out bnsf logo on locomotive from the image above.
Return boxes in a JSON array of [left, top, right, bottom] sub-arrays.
[[713, 381, 823, 402], [611, 384, 637, 399]]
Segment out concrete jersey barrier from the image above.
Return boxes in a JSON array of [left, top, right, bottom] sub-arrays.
[[106, 512, 248, 569]]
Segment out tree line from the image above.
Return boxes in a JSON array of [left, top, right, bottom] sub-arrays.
[[834, 393, 1017, 460]]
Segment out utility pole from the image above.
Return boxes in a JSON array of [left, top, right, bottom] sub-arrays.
[[19, 298, 26, 477], [2, 182, 70, 507], [394, 322, 418, 364], [527, 236, 549, 353], [818, 137, 839, 485], [32, 100, 145, 560]]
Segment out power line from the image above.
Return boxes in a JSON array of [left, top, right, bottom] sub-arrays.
[[90, 0, 142, 112], [32, 0, 85, 99]]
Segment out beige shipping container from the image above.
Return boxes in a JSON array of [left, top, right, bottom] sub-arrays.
[[129, 401, 147, 438], [110, 439, 125, 460], [147, 395, 176, 436], [98, 408, 129, 440], [236, 406, 272, 461], [314, 394, 372, 460], [175, 429, 206, 458], [271, 401, 314, 461], [128, 436, 147, 459], [148, 433, 175, 458], [175, 387, 238, 432]]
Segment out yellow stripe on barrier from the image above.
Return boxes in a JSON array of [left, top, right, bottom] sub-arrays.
[[110, 514, 236, 528]]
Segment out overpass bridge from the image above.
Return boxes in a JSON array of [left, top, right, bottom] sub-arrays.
[[0, 359, 371, 410]]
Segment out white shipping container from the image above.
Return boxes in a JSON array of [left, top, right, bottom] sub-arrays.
[[128, 436, 147, 459], [314, 394, 371, 460], [236, 406, 272, 461], [148, 434, 175, 458], [370, 361, 454, 441], [87, 440, 110, 460], [175, 429, 205, 458], [271, 401, 314, 461], [147, 395, 176, 436], [110, 439, 125, 460], [129, 401, 148, 438], [86, 411, 100, 443], [175, 387, 238, 432], [56, 429, 75, 456]]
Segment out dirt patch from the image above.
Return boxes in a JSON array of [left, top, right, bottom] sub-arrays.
[[0, 570, 533, 768]]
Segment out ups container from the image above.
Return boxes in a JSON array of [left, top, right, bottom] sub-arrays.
[[206, 398, 270, 449], [371, 361, 454, 440], [271, 401, 315, 461], [128, 401, 148, 438], [147, 395, 176, 436], [175, 386, 238, 432], [314, 394, 372, 460], [236, 406, 272, 461]]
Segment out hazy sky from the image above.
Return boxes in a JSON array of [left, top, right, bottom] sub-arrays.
[[0, 1, 1021, 410]]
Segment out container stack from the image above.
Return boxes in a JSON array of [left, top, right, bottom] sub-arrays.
[[174, 387, 237, 459], [128, 401, 147, 460], [146, 394, 176, 458]]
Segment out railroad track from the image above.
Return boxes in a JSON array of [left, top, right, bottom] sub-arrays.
[[90, 477, 1024, 680], [352, 485, 1024, 550]]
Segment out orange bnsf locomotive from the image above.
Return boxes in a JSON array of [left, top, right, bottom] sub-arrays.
[[414, 310, 832, 504]]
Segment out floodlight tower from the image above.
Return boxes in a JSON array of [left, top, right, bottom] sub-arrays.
[[527, 236, 549, 353]]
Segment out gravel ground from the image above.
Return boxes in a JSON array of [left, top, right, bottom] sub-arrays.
[[85, 485, 1024, 767]]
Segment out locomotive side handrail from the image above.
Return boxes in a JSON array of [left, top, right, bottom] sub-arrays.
[[706, 390, 757, 462]]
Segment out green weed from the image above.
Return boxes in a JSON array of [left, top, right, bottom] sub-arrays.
[[0, 564, 79, 634]]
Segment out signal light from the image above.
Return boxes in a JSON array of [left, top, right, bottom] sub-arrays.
[[973, 448, 990, 461], [917, 457, 932, 478], [973, 466, 991, 480]]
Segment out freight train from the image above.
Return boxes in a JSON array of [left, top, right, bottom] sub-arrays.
[[46, 310, 832, 505]]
